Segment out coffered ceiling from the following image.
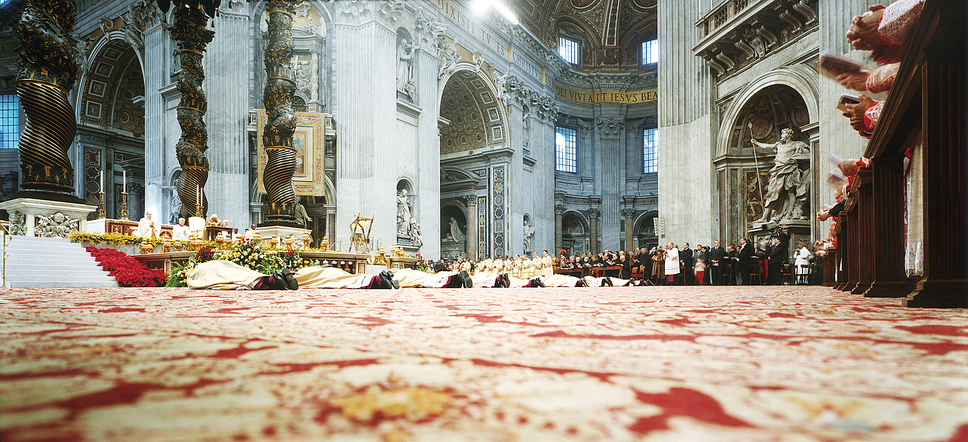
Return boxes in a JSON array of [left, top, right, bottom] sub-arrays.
[[511, 0, 658, 67]]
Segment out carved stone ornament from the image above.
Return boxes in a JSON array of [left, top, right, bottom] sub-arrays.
[[588, 207, 601, 219], [8, 211, 26, 236], [336, 0, 369, 25], [437, 37, 460, 79], [35, 212, 80, 238], [554, 203, 565, 215], [597, 118, 625, 137], [374, 1, 405, 27], [414, 7, 444, 53], [622, 208, 636, 218], [501, 74, 559, 123], [122, 0, 164, 50]]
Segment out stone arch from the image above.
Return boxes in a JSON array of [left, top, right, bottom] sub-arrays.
[[561, 210, 589, 256], [716, 65, 819, 157], [633, 210, 658, 249], [77, 33, 145, 137], [438, 62, 510, 153]]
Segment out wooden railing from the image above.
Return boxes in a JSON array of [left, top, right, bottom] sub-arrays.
[[835, 0, 965, 307]]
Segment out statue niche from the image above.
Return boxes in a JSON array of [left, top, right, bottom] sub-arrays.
[[440, 205, 467, 260]]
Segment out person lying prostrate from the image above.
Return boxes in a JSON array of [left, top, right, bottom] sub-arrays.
[[188, 260, 265, 290], [542, 274, 585, 287], [392, 268, 472, 288]]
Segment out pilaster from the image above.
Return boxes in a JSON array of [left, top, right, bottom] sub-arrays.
[[205, 2, 251, 229], [333, 1, 401, 251]]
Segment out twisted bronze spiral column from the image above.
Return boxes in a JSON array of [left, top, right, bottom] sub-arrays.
[[16, 0, 80, 197], [261, 0, 297, 225], [168, 5, 214, 218]]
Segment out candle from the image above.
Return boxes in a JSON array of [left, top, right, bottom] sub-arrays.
[[122, 170, 126, 193], [99, 170, 103, 191]]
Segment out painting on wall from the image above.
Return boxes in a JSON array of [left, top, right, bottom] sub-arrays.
[[256, 111, 326, 196]]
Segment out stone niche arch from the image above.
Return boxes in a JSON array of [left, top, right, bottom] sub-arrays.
[[438, 62, 510, 259], [633, 210, 658, 250], [561, 211, 589, 256], [714, 65, 819, 244], [717, 65, 819, 157], [440, 202, 468, 260]]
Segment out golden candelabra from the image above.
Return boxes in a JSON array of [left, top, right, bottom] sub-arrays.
[[119, 191, 129, 220], [96, 191, 105, 219]]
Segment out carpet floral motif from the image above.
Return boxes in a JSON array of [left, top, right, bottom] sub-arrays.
[[1, 286, 967, 441]]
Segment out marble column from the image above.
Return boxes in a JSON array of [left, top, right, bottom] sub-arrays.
[[597, 118, 624, 251], [554, 203, 564, 254], [589, 207, 600, 254], [464, 196, 477, 260], [414, 21, 442, 259], [623, 208, 635, 251]]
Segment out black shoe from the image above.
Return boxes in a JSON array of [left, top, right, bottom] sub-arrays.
[[604, 276, 613, 287], [379, 270, 399, 289], [373, 270, 400, 289], [459, 270, 473, 288], [271, 271, 291, 290], [500, 273, 510, 288], [280, 268, 298, 290]]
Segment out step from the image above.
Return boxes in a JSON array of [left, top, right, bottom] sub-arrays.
[[7, 280, 119, 288], [1, 235, 121, 288]]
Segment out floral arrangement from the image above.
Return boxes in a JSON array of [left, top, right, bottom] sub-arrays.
[[413, 254, 434, 273], [71, 231, 165, 247], [70, 231, 220, 251], [86, 247, 168, 287], [165, 238, 316, 287]]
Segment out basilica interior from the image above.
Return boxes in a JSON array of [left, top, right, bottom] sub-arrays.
[[1, 1, 967, 440], [0, 0, 963, 298]]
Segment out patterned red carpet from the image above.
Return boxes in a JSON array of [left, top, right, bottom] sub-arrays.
[[2, 286, 967, 441]]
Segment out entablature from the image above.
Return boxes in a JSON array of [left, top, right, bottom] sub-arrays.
[[693, 0, 817, 79]]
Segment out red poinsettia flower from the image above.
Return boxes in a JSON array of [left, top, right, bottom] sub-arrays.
[[86, 247, 168, 288]]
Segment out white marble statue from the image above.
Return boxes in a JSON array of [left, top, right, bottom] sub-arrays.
[[397, 189, 411, 236], [396, 36, 413, 92], [446, 217, 466, 243], [750, 127, 811, 223]]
